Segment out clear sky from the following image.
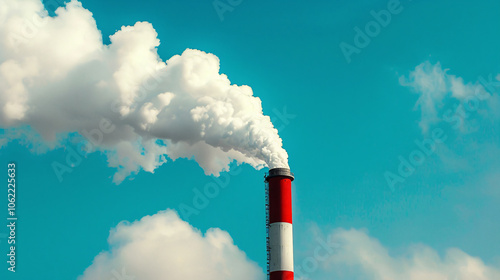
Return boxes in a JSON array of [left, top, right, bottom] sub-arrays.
[[1, 0, 500, 279]]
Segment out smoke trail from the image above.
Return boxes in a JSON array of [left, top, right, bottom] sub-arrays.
[[0, 0, 289, 183]]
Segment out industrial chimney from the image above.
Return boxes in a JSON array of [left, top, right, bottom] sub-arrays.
[[265, 168, 294, 280]]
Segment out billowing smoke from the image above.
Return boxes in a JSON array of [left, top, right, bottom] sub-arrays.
[[0, 0, 289, 183]]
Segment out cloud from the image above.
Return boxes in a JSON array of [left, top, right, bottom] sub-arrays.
[[398, 62, 500, 176], [0, 0, 288, 183], [399, 62, 448, 133], [399, 62, 496, 134], [0, 137, 7, 149], [78, 209, 264, 280], [307, 228, 500, 280]]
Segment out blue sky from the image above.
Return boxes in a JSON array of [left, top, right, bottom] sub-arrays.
[[1, 0, 500, 279]]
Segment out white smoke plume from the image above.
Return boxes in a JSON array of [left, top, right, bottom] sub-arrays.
[[0, 0, 289, 183]]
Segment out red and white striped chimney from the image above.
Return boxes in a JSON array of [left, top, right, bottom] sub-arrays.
[[265, 168, 294, 280]]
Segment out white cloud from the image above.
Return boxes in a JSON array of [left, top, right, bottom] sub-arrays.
[[398, 62, 500, 176], [0, 0, 288, 183], [400, 62, 448, 133], [304, 228, 500, 280], [78, 209, 264, 280], [0, 126, 63, 153], [400, 61, 494, 134]]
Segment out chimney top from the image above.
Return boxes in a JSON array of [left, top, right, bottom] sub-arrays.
[[265, 168, 294, 181]]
